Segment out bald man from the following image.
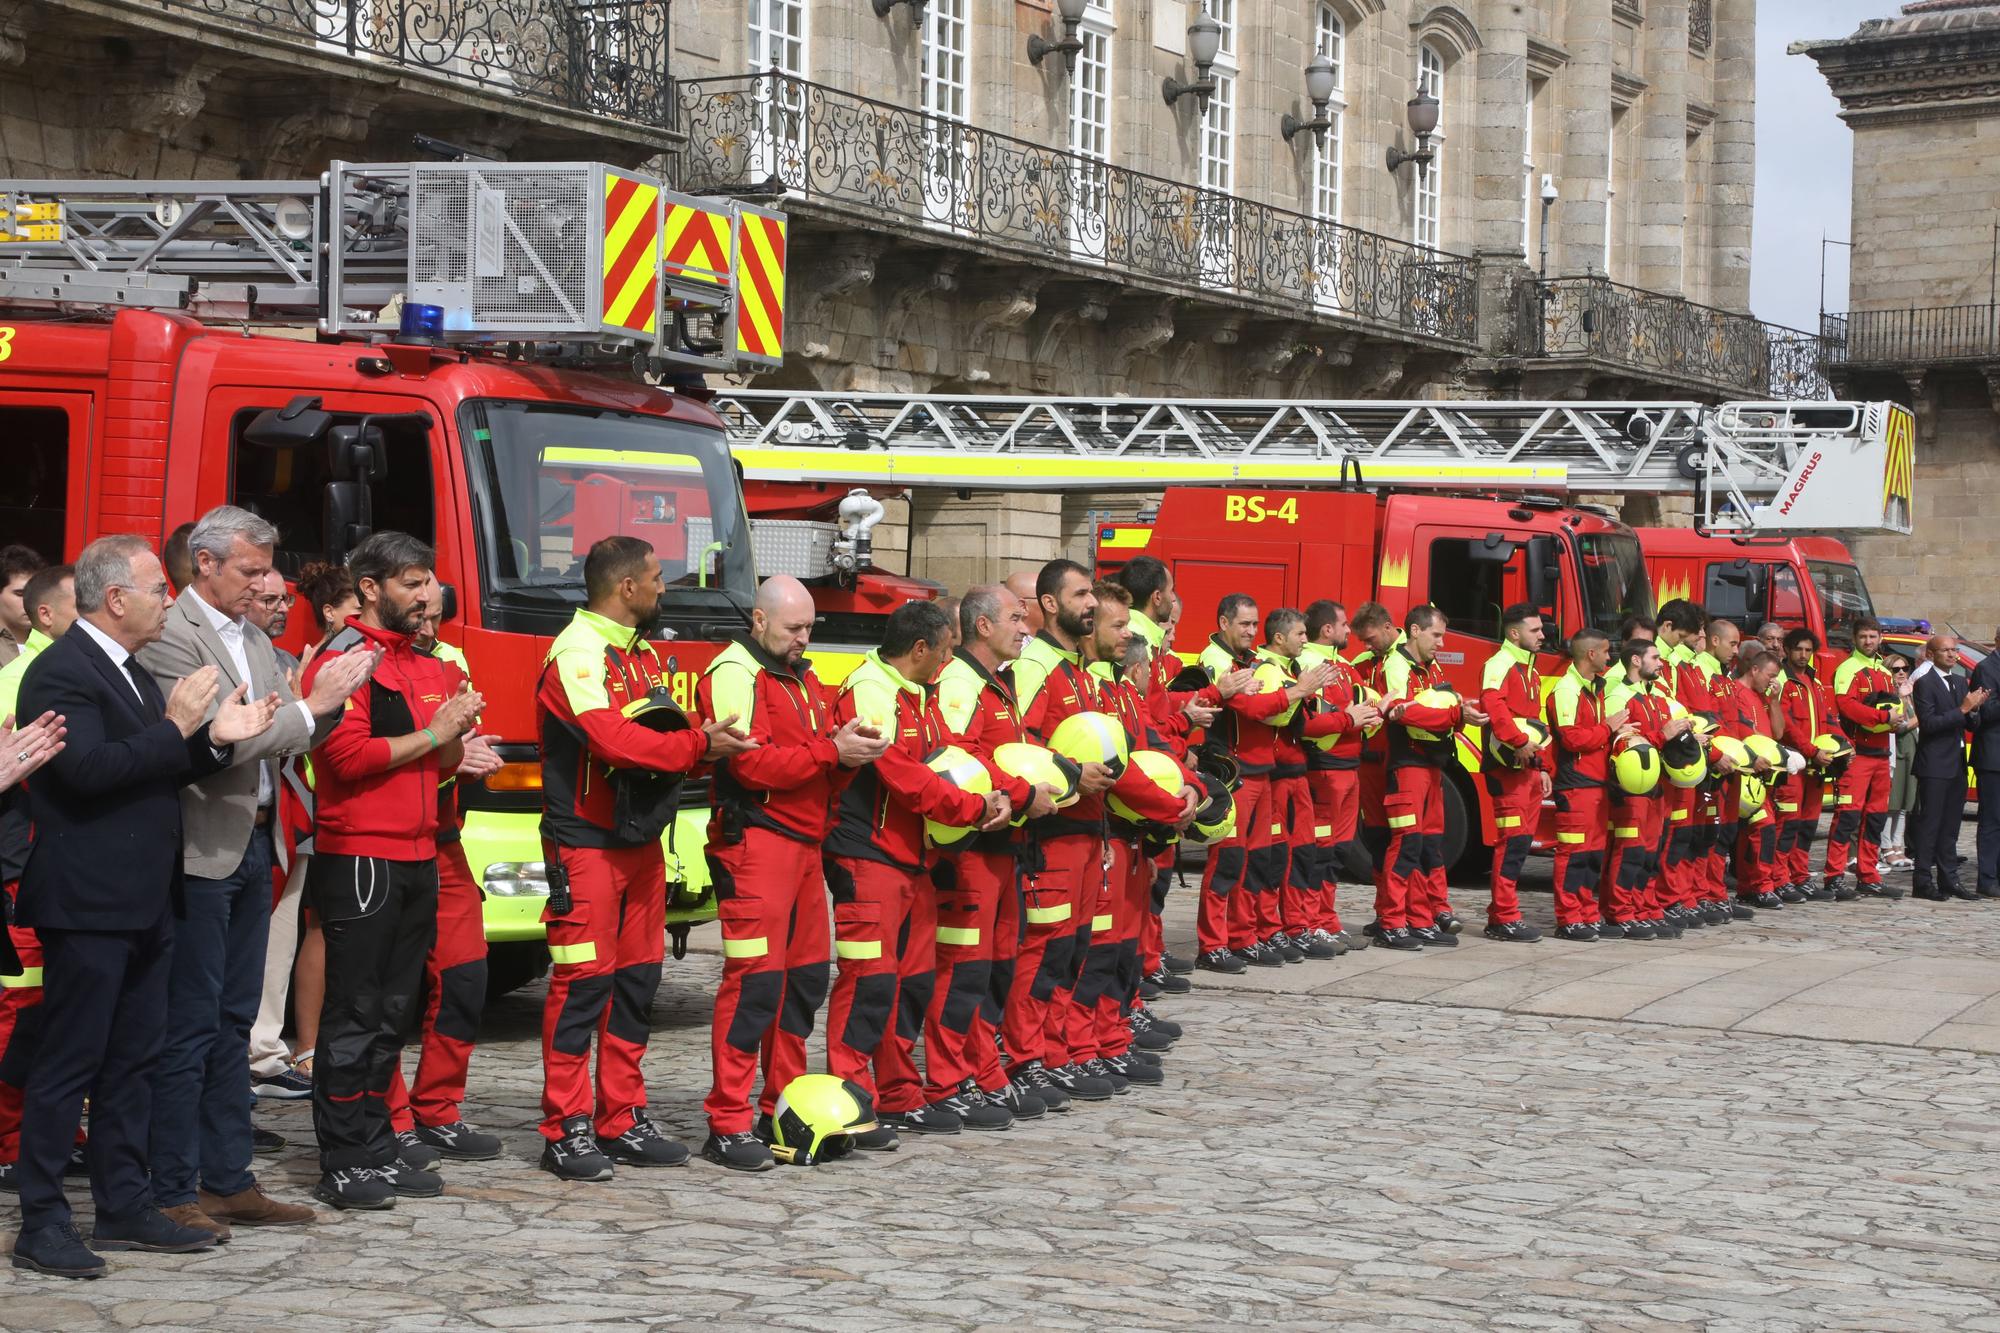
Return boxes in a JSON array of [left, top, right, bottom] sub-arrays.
[[697, 576, 888, 1170], [1003, 571, 1044, 635]]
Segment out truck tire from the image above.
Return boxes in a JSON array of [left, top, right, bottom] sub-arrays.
[[1442, 772, 1478, 882], [485, 941, 550, 1003]]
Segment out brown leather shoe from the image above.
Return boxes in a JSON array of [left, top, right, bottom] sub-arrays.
[[161, 1202, 232, 1243], [197, 1185, 316, 1228]]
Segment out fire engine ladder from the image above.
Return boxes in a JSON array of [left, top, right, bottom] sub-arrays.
[[0, 165, 782, 372], [711, 391, 1915, 536]]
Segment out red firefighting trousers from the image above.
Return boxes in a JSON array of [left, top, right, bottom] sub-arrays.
[[1379, 764, 1447, 930], [1658, 785, 1702, 911], [1275, 775, 1319, 936], [1551, 787, 1609, 927], [1061, 836, 1118, 1065], [387, 842, 486, 1132], [1140, 849, 1172, 978], [539, 843, 665, 1142], [1071, 837, 1150, 1064], [1198, 776, 1273, 954], [1778, 773, 1826, 887], [1004, 835, 1095, 1074], [703, 828, 829, 1134], [1824, 753, 1888, 885], [1307, 768, 1360, 933], [0, 887, 44, 1163], [925, 847, 1014, 1102], [1600, 792, 1665, 924], [825, 855, 934, 1115], [1485, 768, 1540, 927], [1733, 781, 1778, 897]]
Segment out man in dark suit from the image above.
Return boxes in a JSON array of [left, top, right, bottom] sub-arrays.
[[1911, 635, 1986, 901], [9, 534, 278, 1279], [1969, 633, 2000, 896]]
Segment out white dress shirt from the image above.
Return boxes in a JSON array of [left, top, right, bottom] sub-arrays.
[[188, 588, 314, 807], [76, 616, 149, 707]]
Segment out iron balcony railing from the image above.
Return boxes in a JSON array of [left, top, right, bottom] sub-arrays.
[[675, 73, 1478, 347], [1520, 276, 1832, 400], [1820, 305, 2000, 366], [1689, 0, 1712, 53], [140, 0, 670, 124]]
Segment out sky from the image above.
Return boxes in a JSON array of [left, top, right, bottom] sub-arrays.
[[1750, 0, 1894, 332]]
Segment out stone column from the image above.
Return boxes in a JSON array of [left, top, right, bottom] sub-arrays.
[[1708, 0, 1756, 312], [1471, 2, 1532, 357], [1561, 0, 1614, 277], [1635, 0, 1691, 294]]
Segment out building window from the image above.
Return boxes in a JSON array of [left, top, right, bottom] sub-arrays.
[[748, 0, 808, 187], [1068, 1, 1114, 260], [1414, 42, 1445, 250], [920, 0, 972, 230], [1310, 4, 1346, 308], [1197, 0, 1237, 282], [1522, 79, 1537, 257], [1605, 105, 1627, 279]]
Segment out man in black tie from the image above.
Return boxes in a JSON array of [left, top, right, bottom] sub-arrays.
[[9, 534, 279, 1278], [1911, 635, 1986, 902]]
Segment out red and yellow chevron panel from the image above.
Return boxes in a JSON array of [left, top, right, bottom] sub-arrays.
[[1882, 402, 1915, 516], [734, 207, 787, 365], [662, 201, 733, 290], [601, 171, 661, 336]]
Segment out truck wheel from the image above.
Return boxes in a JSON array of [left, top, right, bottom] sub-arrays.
[[485, 941, 550, 1003], [1442, 774, 1478, 881]]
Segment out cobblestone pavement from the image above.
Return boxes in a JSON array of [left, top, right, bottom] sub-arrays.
[[7, 826, 2000, 1331]]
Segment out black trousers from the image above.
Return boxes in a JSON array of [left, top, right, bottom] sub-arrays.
[[1976, 770, 2000, 889], [307, 854, 438, 1173], [18, 915, 172, 1230], [1912, 772, 1968, 888]]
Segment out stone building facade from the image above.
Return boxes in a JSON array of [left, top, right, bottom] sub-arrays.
[[1802, 0, 2000, 635]]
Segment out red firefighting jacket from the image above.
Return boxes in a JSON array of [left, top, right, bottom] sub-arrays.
[[1091, 663, 1195, 828], [825, 650, 988, 872], [1015, 630, 1113, 832], [1719, 677, 1778, 745], [1480, 640, 1547, 772], [429, 639, 471, 847], [1196, 635, 1296, 775], [1833, 650, 1899, 757], [1299, 642, 1364, 772], [1780, 664, 1838, 763], [1547, 664, 1613, 791], [1382, 644, 1461, 771], [1663, 642, 1718, 719], [308, 617, 457, 860], [698, 637, 850, 846]]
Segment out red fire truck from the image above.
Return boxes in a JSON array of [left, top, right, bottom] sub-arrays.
[[1639, 528, 1878, 658]]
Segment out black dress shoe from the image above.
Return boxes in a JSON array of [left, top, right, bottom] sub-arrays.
[[1980, 885, 2000, 899], [1375, 926, 1423, 951], [1409, 925, 1458, 948], [1949, 885, 1981, 902], [1195, 948, 1247, 975], [1483, 920, 1542, 943], [1912, 885, 1947, 902], [1554, 923, 1600, 942], [90, 1207, 218, 1253], [11, 1222, 105, 1278]]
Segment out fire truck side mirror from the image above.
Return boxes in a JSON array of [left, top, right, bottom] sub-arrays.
[[326, 422, 389, 484], [1525, 534, 1561, 611], [243, 396, 332, 451], [324, 482, 373, 564], [437, 583, 459, 622]]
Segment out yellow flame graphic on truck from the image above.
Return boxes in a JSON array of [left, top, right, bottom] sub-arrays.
[[1379, 551, 1411, 589]]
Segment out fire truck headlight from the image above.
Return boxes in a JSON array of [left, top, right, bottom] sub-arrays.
[[483, 862, 550, 897]]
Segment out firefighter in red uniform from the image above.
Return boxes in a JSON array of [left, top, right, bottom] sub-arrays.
[[1654, 600, 1735, 925], [1602, 637, 1692, 938], [533, 537, 752, 1183], [697, 575, 888, 1171], [1699, 620, 1744, 911], [827, 601, 1010, 1143], [1194, 595, 1327, 971], [1478, 603, 1549, 943], [1299, 600, 1378, 952], [1374, 606, 1482, 949], [303, 531, 482, 1209], [1777, 628, 1854, 902], [1257, 608, 1349, 961], [1825, 615, 1910, 897], [1546, 628, 1628, 942], [1721, 649, 1787, 908], [383, 598, 507, 1167], [931, 583, 1061, 1119], [1009, 561, 1127, 1102], [1348, 602, 1403, 934]]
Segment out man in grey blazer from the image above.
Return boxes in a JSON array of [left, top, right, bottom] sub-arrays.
[[137, 506, 376, 1238]]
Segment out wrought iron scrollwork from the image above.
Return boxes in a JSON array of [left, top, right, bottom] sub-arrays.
[[159, 0, 669, 122], [676, 73, 1478, 347], [1689, 0, 1713, 54], [1522, 276, 1833, 399]]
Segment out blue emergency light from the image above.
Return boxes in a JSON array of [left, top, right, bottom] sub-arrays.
[[399, 302, 446, 342]]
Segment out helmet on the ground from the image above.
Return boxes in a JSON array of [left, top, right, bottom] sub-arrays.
[[1612, 738, 1662, 795], [1708, 735, 1750, 770], [991, 742, 1079, 824], [1187, 771, 1236, 844], [923, 745, 992, 848], [1404, 685, 1461, 742], [1742, 734, 1784, 770], [768, 1074, 877, 1166], [1812, 732, 1855, 766], [1107, 750, 1188, 824], [1736, 773, 1768, 819], [1252, 661, 1300, 726], [1048, 711, 1129, 778], [1494, 717, 1552, 768]]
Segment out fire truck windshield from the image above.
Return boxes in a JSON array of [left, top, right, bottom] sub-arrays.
[[460, 400, 755, 631], [1574, 532, 1653, 638], [1805, 561, 1877, 649]]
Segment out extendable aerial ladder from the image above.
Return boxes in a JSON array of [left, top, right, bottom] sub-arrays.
[[0, 164, 789, 373], [711, 390, 1916, 536]]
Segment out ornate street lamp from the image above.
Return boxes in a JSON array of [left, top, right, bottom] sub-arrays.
[[1029, 0, 1090, 74], [1385, 93, 1440, 174], [1281, 54, 1340, 143], [1162, 14, 1223, 111]]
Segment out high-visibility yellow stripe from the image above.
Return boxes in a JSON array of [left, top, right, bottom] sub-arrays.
[[1494, 816, 1523, 829], [1091, 914, 1115, 933], [1670, 810, 1689, 821], [1613, 826, 1640, 839], [1837, 795, 1855, 806], [730, 448, 1567, 489], [1775, 802, 1799, 814], [544, 446, 702, 472], [1313, 824, 1333, 838], [548, 942, 597, 965], [1557, 831, 1588, 844], [0, 967, 42, 988], [1026, 903, 1073, 925], [1750, 809, 1770, 824], [835, 939, 883, 960], [723, 936, 769, 959], [936, 926, 980, 946], [1271, 823, 1284, 836], [1387, 814, 1418, 829]]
